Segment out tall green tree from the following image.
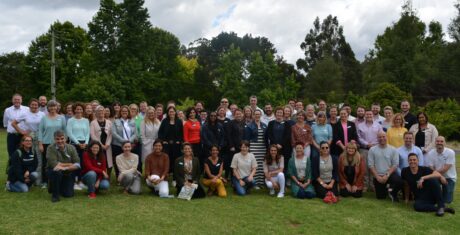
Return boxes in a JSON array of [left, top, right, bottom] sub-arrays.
[[215, 45, 246, 105], [0, 52, 29, 111], [87, 0, 122, 72], [363, 3, 429, 94], [26, 21, 89, 102], [448, 1, 460, 42], [297, 15, 362, 97]]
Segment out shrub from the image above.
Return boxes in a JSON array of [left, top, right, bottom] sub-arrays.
[[421, 98, 460, 140]]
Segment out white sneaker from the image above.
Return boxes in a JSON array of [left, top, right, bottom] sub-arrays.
[[277, 192, 285, 198], [172, 180, 176, 187], [41, 183, 48, 189], [269, 189, 275, 195], [254, 186, 261, 190], [160, 195, 175, 198], [74, 183, 83, 191], [78, 182, 87, 190], [5, 182, 10, 191]]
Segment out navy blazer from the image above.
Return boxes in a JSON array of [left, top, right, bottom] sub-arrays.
[[311, 154, 338, 183], [244, 121, 267, 143], [331, 121, 358, 155]]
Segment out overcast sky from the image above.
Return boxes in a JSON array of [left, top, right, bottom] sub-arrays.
[[0, 0, 457, 63]]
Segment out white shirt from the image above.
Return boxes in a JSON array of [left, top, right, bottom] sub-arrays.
[[225, 109, 233, 120], [3, 105, 29, 133], [121, 119, 132, 140], [426, 148, 457, 181], [261, 114, 275, 126], [16, 110, 45, 133]]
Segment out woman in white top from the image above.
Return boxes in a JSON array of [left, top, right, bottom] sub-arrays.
[[11, 99, 45, 184], [263, 145, 285, 197], [231, 141, 257, 196], [140, 106, 160, 162]]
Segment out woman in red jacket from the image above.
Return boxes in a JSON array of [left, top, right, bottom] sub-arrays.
[[81, 141, 110, 199], [183, 107, 202, 170], [338, 142, 365, 198]]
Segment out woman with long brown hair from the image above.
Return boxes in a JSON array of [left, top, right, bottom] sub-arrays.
[[81, 141, 110, 199], [263, 145, 285, 197], [338, 142, 365, 198]]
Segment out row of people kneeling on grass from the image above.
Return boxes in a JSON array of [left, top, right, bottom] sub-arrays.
[[7, 130, 456, 216]]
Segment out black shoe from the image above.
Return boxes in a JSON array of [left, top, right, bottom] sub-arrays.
[[51, 196, 60, 203], [436, 208, 445, 217], [444, 207, 455, 214]]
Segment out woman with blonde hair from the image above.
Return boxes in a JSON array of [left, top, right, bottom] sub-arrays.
[[140, 106, 160, 162], [382, 106, 394, 132], [338, 142, 365, 198], [386, 113, 407, 148]]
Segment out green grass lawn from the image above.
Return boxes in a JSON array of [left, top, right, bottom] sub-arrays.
[[0, 130, 458, 234]]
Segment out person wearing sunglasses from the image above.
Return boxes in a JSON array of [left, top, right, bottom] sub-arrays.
[[312, 141, 338, 199]]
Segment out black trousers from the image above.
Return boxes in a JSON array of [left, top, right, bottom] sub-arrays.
[[72, 142, 86, 181], [42, 144, 50, 183], [313, 181, 338, 199], [48, 169, 75, 198], [7, 133, 22, 158], [414, 179, 445, 212], [163, 142, 182, 175], [340, 188, 363, 198], [374, 173, 403, 199]]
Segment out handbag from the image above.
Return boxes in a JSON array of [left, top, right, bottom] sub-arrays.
[[323, 191, 338, 204]]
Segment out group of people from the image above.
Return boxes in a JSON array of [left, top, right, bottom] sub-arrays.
[[3, 94, 456, 216]]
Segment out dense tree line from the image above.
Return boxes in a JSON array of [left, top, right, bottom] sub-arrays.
[[1, 0, 460, 118]]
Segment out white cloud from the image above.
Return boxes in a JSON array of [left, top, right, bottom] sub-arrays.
[[0, 0, 457, 64]]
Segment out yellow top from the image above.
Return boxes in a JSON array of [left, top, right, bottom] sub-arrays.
[[387, 127, 407, 148]]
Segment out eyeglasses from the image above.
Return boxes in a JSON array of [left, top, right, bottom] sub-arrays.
[[321, 147, 329, 150], [221, 101, 228, 103]]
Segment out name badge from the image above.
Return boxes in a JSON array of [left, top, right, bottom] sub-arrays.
[[216, 163, 221, 167], [347, 126, 351, 128]]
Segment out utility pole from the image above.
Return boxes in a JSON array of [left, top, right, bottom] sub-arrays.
[[51, 29, 56, 100]]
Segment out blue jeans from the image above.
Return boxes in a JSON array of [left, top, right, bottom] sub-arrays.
[[442, 179, 455, 204], [9, 181, 29, 192], [82, 171, 110, 193], [232, 176, 254, 196], [9, 171, 38, 193]]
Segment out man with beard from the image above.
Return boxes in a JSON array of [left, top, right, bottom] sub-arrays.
[[354, 105, 366, 125], [261, 104, 275, 125], [38, 96, 48, 114], [401, 100, 417, 130]]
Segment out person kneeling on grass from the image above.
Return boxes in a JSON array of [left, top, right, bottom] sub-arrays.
[[174, 142, 206, 199], [202, 145, 227, 197], [144, 140, 171, 198], [46, 130, 80, 203], [116, 141, 141, 195], [312, 141, 339, 199], [338, 143, 365, 198], [263, 144, 285, 198], [7, 135, 38, 193], [231, 141, 257, 196], [288, 143, 316, 199], [401, 153, 455, 216], [81, 141, 110, 199]]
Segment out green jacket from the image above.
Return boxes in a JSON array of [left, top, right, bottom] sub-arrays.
[[288, 156, 315, 196], [46, 143, 80, 169]]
